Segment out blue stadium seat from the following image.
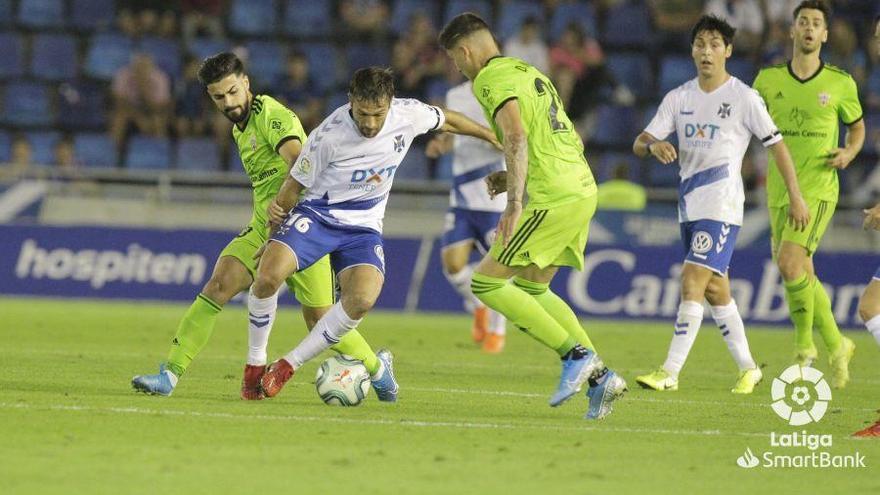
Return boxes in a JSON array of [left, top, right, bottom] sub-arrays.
[[606, 53, 652, 100], [325, 91, 349, 112], [283, 0, 331, 36], [2, 81, 52, 127], [433, 153, 453, 181], [591, 104, 637, 148], [228, 150, 244, 173], [0, 32, 24, 78], [188, 38, 229, 61], [85, 33, 136, 80], [229, 0, 277, 36], [390, 0, 438, 35], [658, 55, 694, 95], [396, 145, 430, 180], [0, 130, 10, 162], [649, 161, 680, 188], [125, 136, 172, 170], [602, 2, 653, 48], [70, 0, 115, 31], [345, 43, 391, 72], [73, 132, 117, 168], [497, 0, 544, 41], [727, 57, 757, 85], [300, 43, 339, 93], [24, 131, 60, 165], [244, 40, 286, 90], [0, 0, 12, 27], [17, 0, 64, 28], [139, 37, 182, 81], [175, 138, 221, 173], [31, 34, 78, 81], [57, 80, 107, 130], [549, 1, 596, 40], [596, 152, 641, 183], [443, 0, 492, 26]]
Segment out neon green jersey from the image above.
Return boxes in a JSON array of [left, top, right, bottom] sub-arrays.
[[232, 94, 306, 228], [473, 56, 596, 209], [753, 62, 862, 207]]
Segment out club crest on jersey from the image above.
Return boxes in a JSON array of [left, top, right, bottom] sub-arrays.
[[393, 134, 405, 153], [817, 92, 830, 107], [717, 103, 732, 119], [691, 231, 714, 255], [297, 157, 311, 176]]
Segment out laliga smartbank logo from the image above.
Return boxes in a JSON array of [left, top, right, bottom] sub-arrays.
[[735, 365, 866, 470]]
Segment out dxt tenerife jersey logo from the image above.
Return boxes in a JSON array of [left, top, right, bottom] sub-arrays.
[[683, 123, 720, 149], [349, 165, 398, 191]]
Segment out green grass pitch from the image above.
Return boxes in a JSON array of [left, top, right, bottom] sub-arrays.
[[1, 298, 879, 494]]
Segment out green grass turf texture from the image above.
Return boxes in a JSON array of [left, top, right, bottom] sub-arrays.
[[1, 298, 879, 495]]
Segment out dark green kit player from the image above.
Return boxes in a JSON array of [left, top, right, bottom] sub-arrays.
[[132, 52, 392, 400], [752, 0, 864, 388], [440, 13, 625, 420]]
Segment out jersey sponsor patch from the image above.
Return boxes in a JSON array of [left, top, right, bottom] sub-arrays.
[[690, 231, 714, 255]]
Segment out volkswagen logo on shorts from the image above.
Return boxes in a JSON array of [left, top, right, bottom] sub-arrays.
[[374, 245, 385, 268], [691, 231, 714, 254]]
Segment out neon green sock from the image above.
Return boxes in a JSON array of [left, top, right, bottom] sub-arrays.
[[812, 278, 842, 353], [166, 294, 222, 377], [783, 274, 814, 353], [471, 272, 575, 355], [512, 277, 595, 351], [332, 330, 379, 375]]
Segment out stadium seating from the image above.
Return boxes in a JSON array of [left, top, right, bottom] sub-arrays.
[[244, 40, 286, 90], [606, 53, 653, 101], [0, 31, 25, 79], [658, 55, 694, 95], [31, 33, 78, 81], [325, 91, 350, 113], [591, 104, 637, 148], [0, 0, 11, 27], [299, 43, 339, 93], [390, 0, 439, 35], [283, 0, 332, 37], [2, 81, 53, 127], [443, 0, 492, 27], [396, 145, 431, 180], [602, 1, 653, 49], [24, 131, 60, 165], [188, 38, 229, 62], [497, 0, 544, 40], [139, 37, 182, 82], [229, 0, 277, 36], [548, 1, 596, 40], [175, 137, 221, 173], [73, 132, 117, 168], [57, 80, 107, 130], [345, 43, 391, 72], [84, 33, 135, 80], [595, 152, 641, 182], [0, 130, 10, 162], [124, 135, 172, 170], [70, 0, 115, 31], [648, 160, 680, 188], [727, 57, 757, 85], [228, 150, 244, 173], [16, 0, 64, 29]]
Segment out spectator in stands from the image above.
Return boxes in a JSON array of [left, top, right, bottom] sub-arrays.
[[761, 20, 792, 65], [503, 16, 550, 74], [339, 0, 390, 38], [180, 0, 225, 44], [175, 56, 210, 137], [650, 0, 705, 51], [109, 53, 172, 146], [596, 163, 647, 211], [1, 136, 33, 180], [827, 18, 867, 87], [53, 137, 78, 169], [391, 13, 445, 98], [116, 8, 140, 37], [764, 0, 800, 26], [273, 51, 325, 132], [704, 0, 764, 54]]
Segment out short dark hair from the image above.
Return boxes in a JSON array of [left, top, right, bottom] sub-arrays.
[[348, 67, 395, 103], [439, 12, 491, 49], [197, 52, 244, 86], [691, 15, 736, 46], [793, 0, 832, 24]]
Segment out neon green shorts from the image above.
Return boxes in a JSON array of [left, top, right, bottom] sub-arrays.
[[219, 222, 335, 307], [769, 199, 836, 257], [489, 195, 597, 270]]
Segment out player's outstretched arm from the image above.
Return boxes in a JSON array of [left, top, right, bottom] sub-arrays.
[[440, 109, 502, 150], [493, 99, 527, 246], [826, 119, 865, 170], [425, 133, 453, 158], [633, 131, 677, 164], [768, 141, 810, 231]]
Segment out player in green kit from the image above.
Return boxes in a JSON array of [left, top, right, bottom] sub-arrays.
[[131, 53, 395, 400], [440, 13, 626, 420], [752, 0, 865, 388]]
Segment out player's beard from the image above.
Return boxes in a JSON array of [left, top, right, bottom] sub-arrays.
[[223, 99, 251, 124]]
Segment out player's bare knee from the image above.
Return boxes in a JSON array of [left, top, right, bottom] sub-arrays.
[[342, 293, 375, 319], [252, 273, 281, 299], [443, 259, 467, 275], [680, 275, 707, 302], [858, 297, 880, 323]]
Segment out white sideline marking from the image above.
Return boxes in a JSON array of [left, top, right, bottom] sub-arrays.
[[0, 402, 764, 438]]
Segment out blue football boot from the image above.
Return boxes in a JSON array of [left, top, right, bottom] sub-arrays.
[[371, 349, 399, 402], [131, 363, 177, 396], [585, 370, 627, 420], [549, 349, 603, 407]]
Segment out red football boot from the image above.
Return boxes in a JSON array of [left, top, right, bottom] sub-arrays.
[[853, 417, 880, 438], [240, 364, 266, 400], [261, 359, 295, 398]]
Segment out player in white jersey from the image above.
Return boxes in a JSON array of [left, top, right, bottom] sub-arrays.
[[251, 68, 501, 398], [426, 81, 507, 353], [632, 15, 809, 393]]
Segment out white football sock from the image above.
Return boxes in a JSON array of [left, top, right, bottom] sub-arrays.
[[663, 300, 704, 378], [488, 309, 506, 335], [711, 300, 757, 371], [444, 263, 482, 312], [866, 315, 880, 347], [285, 302, 361, 368], [247, 288, 278, 366]]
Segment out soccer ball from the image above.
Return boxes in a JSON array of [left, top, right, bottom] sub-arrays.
[[315, 355, 371, 406]]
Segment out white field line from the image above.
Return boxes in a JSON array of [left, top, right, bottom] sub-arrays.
[[0, 401, 765, 438]]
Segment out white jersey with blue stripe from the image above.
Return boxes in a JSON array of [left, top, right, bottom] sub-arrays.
[[290, 98, 445, 233], [446, 82, 506, 212], [645, 76, 781, 225]]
